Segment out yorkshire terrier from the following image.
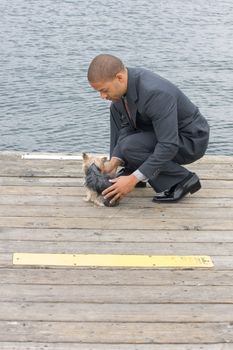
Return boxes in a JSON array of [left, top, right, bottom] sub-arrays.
[[82, 153, 118, 207]]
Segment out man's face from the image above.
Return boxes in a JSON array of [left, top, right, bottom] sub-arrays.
[[90, 73, 127, 102]]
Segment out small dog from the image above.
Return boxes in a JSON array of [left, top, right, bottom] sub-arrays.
[[82, 153, 118, 207]]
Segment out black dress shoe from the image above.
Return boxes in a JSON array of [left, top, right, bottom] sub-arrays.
[[116, 167, 147, 188], [152, 173, 201, 203]]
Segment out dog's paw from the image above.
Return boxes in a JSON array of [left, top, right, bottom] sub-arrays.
[[94, 199, 105, 207]]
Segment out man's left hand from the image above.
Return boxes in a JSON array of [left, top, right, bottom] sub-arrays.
[[102, 175, 139, 204]]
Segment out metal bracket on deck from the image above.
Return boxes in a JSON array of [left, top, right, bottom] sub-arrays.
[[21, 153, 108, 160], [22, 153, 83, 160]]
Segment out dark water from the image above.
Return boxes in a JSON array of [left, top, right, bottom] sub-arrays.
[[0, 0, 232, 155]]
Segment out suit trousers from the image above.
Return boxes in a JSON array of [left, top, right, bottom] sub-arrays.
[[110, 108, 209, 192]]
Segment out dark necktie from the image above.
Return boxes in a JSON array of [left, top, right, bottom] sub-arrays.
[[122, 96, 136, 128]]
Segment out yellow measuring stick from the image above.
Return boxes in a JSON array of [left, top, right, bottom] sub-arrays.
[[13, 253, 214, 268]]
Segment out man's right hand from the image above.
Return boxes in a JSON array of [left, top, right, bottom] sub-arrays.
[[103, 157, 123, 175]]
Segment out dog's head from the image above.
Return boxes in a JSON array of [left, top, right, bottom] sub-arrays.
[[82, 153, 107, 175]]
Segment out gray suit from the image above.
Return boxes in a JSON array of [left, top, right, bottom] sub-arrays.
[[110, 67, 210, 192]]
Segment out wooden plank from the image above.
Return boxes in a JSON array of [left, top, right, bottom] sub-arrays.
[[0, 161, 83, 177], [0, 185, 233, 198], [0, 196, 231, 210], [0, 158, 83, 168], [0, 158, 82, 166], [0, 177, 232, 189], [0, 169, 231, 179], [187, 162, 233, 170], [0, 321, 232, 343], [0, 156, 233, 169], [0, 166, 232, 179], [120, 197, 233, 208], [1, 228, 233, 243], [0, 302, 233, 322], [2, 168, 231, 179], [0, 153, 231, 165], [1, 205, 233, 220], [1, 284, 233, 303], [0, 195, 89, 206], [0, 151, 230, 163], [195, 155, 233, 163], [1, 241, 233, 255], [20, 153, 233, 165], [0, 195, 232, 209], [0, 155, 231, 181], [0, 216, 231, 230], [0, 194, 233, 210], [0, 205, 232, 220], [0, 162, 232, 179], [0, 186, 86, 196], [0, 343, 230, 350], [1, 268, 233, 286], [0, 177, 84, 187], [0, 152, 22, 160]]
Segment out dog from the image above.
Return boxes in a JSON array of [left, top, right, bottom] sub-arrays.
[[82, 153, 118, 207]]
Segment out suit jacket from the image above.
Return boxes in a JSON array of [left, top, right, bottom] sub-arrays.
[[111, 67, 209, 179]]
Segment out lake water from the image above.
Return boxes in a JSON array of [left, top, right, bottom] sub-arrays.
[[0, 0, 232, 155]]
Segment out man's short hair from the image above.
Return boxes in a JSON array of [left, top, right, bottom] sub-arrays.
[[87, 54, 125, 83]]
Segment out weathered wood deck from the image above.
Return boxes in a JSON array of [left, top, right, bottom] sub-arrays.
[[0, 152, 233, 349]]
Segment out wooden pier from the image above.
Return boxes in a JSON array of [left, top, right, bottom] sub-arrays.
[[0, 152, 232, 349]]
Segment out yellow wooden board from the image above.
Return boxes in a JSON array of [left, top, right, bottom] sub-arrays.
[[13, 253, 214, 268]]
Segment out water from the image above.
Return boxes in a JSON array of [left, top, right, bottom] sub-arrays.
[[0, 0, 232, 155]]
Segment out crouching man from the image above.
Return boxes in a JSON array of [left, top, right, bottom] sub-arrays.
[[87, 54, 210, 205]]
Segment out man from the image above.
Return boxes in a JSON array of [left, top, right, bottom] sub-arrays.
[[87, 54, 210, 205]]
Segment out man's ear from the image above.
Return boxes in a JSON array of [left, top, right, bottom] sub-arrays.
[[115, 71, 125, 83]]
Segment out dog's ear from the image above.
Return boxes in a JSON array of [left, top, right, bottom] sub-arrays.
[[82, 152, 88, 160]]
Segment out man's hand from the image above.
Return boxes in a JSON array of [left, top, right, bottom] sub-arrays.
[[103, 158, 123, 176], [102, 175, 139, 204], [103, 161, 117, 175]]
